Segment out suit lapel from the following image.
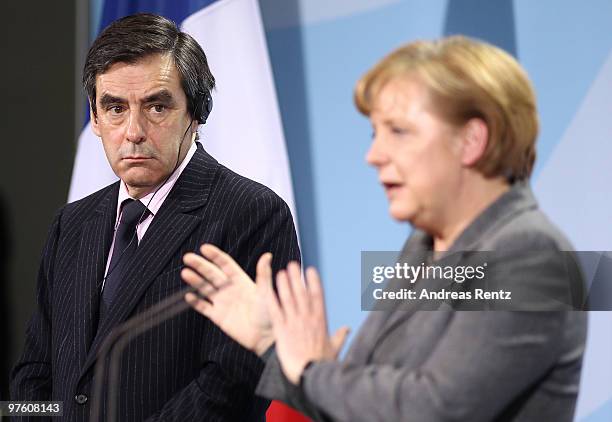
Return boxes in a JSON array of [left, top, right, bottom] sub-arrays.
[[363, 183, 539, 361], [445, 181, 539, 252], [81, 145, 219, 376], [370, 250, 466, 356], [74, 185, 118, 368], [360, 234, 432, 361]]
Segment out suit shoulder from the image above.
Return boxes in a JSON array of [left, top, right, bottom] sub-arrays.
[[214, 164, 289, 208], [486, 207, 575, 252], [59, 182, 119, 225]]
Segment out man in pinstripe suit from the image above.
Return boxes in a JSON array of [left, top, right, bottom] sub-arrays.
[[10, 14, 300, 421]]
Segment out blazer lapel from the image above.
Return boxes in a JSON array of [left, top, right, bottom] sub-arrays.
[[361, 233, 432, 360], [446, 181, 539, 252], [365, 183, 539, 360], [81, 145, 219, 376], [74, 185, 118, 368]]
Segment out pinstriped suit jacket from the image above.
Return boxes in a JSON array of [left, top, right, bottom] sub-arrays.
[[11, 143, 301, 421]]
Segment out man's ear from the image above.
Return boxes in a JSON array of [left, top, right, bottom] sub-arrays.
[[460, 117, 488, 167], [90, 105, 101, 137]]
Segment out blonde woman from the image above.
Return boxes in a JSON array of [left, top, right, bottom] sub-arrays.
[[182, 36, 586, 422]]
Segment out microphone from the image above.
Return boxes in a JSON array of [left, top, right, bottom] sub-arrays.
[[91, 277, 223, 422]]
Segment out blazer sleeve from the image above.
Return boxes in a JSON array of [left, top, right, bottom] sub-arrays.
[[257, 348, 331, 422], [256, 249, 585, 422], [146, 189, 301, 421], [10, 209, 62, 402]]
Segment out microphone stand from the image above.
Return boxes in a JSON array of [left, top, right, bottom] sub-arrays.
[[90, 282, 211, 422]]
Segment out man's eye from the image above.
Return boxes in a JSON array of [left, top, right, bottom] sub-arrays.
[[391, 126, 407, 135], [108, 106, 124, 114], [152, 104, 166, 113]]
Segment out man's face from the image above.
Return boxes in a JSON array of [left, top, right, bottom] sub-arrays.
[[366, 77, 463, 231], [91, 53, 195, 198]]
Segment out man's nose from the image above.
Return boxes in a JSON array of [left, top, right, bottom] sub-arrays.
[[125, 110, 146, 144]]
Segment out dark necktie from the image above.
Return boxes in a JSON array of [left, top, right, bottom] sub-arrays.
[[100, 199, 150, 317]]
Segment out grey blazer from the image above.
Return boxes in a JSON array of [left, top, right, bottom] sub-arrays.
[[256, 183, 588, 422]]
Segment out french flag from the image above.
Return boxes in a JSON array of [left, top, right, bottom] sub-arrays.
[[70, 0, 305, 420]]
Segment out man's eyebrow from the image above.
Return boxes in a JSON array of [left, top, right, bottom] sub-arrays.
[[99, 93, 126, 108], [143, 89, 175, 105]]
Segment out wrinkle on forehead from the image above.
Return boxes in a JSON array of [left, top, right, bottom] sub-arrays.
[[96, 53, 181, 101]]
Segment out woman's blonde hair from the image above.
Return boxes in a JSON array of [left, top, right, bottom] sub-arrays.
[[355, 36, 538, 180]]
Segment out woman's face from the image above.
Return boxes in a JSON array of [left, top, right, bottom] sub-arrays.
[[366, 77, 463, 230]]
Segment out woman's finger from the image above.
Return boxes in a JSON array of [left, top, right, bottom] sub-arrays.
[[255, 253, 273, 287], [306, 266, 326, 320], [267, 271, 285, 326], [287, 261, 308, 313], [276, 269, 298, 318], [200, 244, 251, 282], [183, 252, 226, 290], [185, 292, 213, 316]]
